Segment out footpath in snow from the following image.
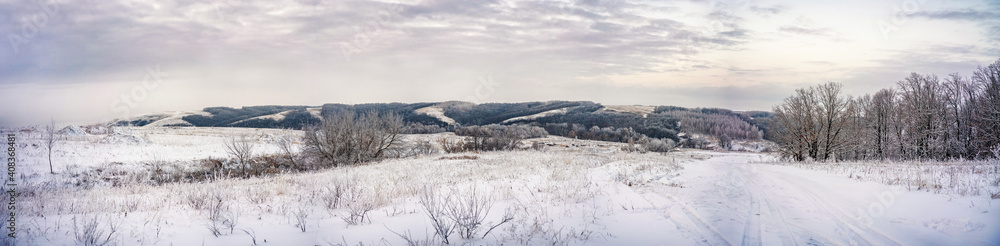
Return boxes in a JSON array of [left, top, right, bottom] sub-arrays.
[[638, 152, 1000, 246]]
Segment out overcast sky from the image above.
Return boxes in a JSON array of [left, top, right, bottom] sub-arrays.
[[1, 0, 998, 125]]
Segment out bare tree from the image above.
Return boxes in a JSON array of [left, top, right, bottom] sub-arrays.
[[841, 96, 869, 160], [45, 119, 56, 174], [225, 134, 256, 175], [816, 82, 851, 161], [867, 89, 897, 160], [897, 73, 946, 159], [773, 58, 1000, 162], [972, 59, 1000, 157], [302, 111, 402, 167], [773, 87, 820, 161], [942, 73, 975, 158], [275, 134, 299, 168]]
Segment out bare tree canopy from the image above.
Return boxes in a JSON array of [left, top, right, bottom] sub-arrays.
[[772, 58, 1000, 161], [302, 111, 403, 167], [224, 134, 256, 176]]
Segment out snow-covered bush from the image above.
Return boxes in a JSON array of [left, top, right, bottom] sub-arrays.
[[419, 185, 513, 242], [418, 185, 456, 244], [438, 137, 466, 153], [389, 229, 436, 246], [446, 186, 494, 239], [401, 123, 448, 134], [450, 124, 547, 151], [293, 206, 309, 232], [385, 140, 438, 158], [340, 177, 377, 225], [321, 180, 345, 210], [642, 138, 676, 153], [302, 111, 402, 167], [224, 134, 257, 176], [73, 215, 119, 246], [274, 134, 301, 168], [205, 195, 238, 236]]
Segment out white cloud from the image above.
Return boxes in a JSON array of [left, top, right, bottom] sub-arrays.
[[0, 0, 996, 125]]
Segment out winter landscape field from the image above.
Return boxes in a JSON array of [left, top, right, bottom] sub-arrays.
[[5, 0, 1000, 245], [2, 124, 998, 245]]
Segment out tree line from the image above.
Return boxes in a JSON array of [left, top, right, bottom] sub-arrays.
[[772, 58, 1000, 161]]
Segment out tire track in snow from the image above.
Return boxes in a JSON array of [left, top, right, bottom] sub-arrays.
[[739, 165, 798, 246], [636, 188, 733, 246], [735, 171, 762, 246], [660, 192, 735, 246], [758, 171, 902, 246]]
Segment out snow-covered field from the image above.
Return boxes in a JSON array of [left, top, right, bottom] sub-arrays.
[[4, 127, 999, 245]]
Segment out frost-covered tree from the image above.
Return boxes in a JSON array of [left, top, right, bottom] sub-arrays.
[[302, 111, 402, 167], [225, 134, 256, 175], [972, 59, 1000, 158], [45, 119, 56, 174], [773, 86, 822, 161], [816, 82, 851, 160], [773, 57, 1000, 161]]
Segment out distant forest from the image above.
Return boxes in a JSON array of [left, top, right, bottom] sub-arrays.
[[115, 101, 773, 146]]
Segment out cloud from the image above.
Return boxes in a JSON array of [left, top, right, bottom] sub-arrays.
[[0, 0, 759, 85], [907, 8, 1000, 42], [1, 0, 997, 125], [778, 25, 834, 36], [908, 9, 1000, 21], [749, 5, 785, 17]]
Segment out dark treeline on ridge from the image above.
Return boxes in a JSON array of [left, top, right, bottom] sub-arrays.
[[115, 100, 774, 148]]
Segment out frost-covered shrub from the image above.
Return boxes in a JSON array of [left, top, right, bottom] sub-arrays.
[[681, 135, 712, 149], [543, 123, 646, 144], [293, 206, 309, 232], [419, 186, 455, 244], [274, 134, 301, 169], [340, 178, 376, 225], [446, 187, 494, 239], [402, 123, 448, 134], [73, 215, 119, 246], [321, 180, 345, 210], [438, 138, 467, 153], [385, 140, 438, 158], [456, 124, 547, 139], [302, 111, 402, 167], [642, 138, 676, 153], [454, 124, 547, 151], [206, 195, 237, 236], [224, 134, 257, 176]]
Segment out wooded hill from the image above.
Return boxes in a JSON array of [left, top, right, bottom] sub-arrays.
[[113, 101, 773, 145]]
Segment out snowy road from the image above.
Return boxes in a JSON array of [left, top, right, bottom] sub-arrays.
[[636, 152, 1000, 246]]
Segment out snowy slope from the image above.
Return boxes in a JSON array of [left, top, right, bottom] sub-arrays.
[[415, 106, 456, 125], [144, 111, 211, 127], [229, 110, 295, 125], [599, 105, 656, 118], [6, 127, 999, 245], [501, 106, 577, 124], [306, 107, 322, 119]]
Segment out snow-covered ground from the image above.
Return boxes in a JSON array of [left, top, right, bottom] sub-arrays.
[[501, 106, 578, 124], [5, 127, 999, 245], [415, 106, 456, 125], [598, 105, 656, 118]]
